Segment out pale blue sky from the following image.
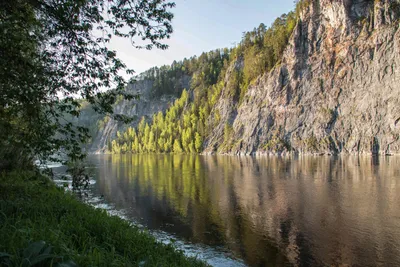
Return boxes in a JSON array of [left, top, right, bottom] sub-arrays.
[[110, 0, 295, 76]]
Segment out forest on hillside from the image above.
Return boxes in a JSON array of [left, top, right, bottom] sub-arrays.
[[109, 2, 306, 154]]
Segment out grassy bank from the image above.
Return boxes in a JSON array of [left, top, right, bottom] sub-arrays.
[[0, 171, 208, 266]]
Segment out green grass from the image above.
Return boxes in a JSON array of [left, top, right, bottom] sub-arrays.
[[0, 171, 209, 266]]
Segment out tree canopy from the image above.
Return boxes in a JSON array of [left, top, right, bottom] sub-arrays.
[[0, 0, 175, 169]]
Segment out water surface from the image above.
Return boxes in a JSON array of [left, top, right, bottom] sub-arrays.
[[87, 154, 400, 266]]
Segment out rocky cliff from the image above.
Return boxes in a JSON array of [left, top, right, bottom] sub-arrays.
[[85, 0, 400, 155], [204, 0, 400, 155]]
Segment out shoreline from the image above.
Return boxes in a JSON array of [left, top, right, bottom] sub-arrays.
[[88, 151, 400, 157], [0, 171, 209, 266]]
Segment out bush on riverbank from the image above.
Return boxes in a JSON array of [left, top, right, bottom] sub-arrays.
[[0, 171, 208, 266]]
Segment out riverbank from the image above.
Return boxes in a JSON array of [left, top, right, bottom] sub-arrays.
[[0, 171, 208, 266]]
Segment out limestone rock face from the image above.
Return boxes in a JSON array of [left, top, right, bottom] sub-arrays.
[[204, 0, 400, 155]]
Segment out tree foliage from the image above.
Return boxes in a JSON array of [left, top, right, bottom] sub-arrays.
[[110, 49, 231, 154], [0, 0, 175, 169]]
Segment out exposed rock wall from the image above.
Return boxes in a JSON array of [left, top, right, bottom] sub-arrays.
[[204, 0, 400, 155]]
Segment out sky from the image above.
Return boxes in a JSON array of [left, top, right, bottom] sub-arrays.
[[109, 0, 295, 77]]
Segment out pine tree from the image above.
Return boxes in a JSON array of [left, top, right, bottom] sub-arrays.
[[173, 139, 183, 153], [195, 132, 203, 153], [148, 130, 156, 152], [158, 138, 166, 152]]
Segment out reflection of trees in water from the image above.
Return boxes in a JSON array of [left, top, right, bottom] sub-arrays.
[[92, 155, 400, 267]]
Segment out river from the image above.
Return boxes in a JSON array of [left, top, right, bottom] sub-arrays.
[[80, 154, 400, 266]]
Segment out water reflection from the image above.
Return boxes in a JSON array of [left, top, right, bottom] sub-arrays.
[[89, 154, 400, 266]]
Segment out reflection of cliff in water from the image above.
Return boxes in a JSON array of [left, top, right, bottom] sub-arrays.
[[90, 155, 400, 267]]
